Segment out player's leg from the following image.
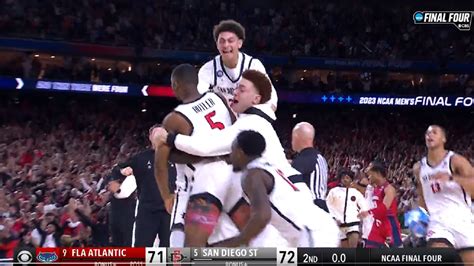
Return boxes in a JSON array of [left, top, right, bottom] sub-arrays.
[[388, 216, 402, 247], [185, 162, 234, 246], [459, 249, 474, 264], [170, 188, 188, 247], [347, 232, 360, 248]]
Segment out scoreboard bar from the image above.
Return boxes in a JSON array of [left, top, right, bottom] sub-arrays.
[[18, 247, 459, 265]]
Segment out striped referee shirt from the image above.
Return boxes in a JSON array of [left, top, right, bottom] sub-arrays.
[[291, 147, 329, 200]]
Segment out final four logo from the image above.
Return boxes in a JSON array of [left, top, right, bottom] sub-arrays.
[[413, 11, 472, 31]]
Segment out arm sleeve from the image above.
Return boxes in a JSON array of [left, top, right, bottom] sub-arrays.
[[197, 61, 214, 94], [174, 121, 242, 156], [251, 59, 278, 109], [114, 175, 137, 199]]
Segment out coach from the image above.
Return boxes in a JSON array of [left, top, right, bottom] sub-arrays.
[[291, 122, 330, 212], [114, 126, 176, 247]]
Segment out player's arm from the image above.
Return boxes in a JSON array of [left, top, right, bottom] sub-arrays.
[[251, 59, 278, 111], [413, 162, 428, 211], [168, 121, 241, 157], [212, 169, 272, 247], [382, 185, 396, 210], [154, 112, 193, 208], [434, 154, 474, 195], [197, 61, 214, 94], [356, 190, 370, 213], [114, 175, 137, 199]]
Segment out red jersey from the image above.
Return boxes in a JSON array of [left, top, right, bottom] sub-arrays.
[[366, 181, 402, 247]]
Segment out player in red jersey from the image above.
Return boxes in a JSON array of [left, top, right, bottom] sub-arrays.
[[364, 161, 402, 248]]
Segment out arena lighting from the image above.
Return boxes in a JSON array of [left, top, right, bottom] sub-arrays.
[[50, 55, 55, 59], [34, 54, 39, 57], [141, 109, 147, 113]]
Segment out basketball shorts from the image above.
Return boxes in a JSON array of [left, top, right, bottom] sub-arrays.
[[339, 222, 360, 240], [427, 215, 474, 249], [189, 161, 237, 210]]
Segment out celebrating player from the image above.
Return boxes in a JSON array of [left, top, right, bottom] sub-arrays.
[[414, 125, 474, 263], [198, 19, 278, 111], [153, 64, 238, 247]]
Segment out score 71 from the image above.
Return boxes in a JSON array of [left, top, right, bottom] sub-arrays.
[[145, 248, 166, 265]]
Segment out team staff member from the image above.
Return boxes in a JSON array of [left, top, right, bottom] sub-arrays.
[[326, 169, 369, 248], [291, 122, 330, 212], [117, 126, 176, 247]]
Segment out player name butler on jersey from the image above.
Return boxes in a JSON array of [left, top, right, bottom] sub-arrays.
[[197, 52, 278, 108], [174, 92, 233, 134]]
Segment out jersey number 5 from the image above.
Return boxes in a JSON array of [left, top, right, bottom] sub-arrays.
[[205, 111, 225, 130]]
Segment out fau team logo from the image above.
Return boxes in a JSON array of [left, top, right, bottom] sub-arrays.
[[37, 251, 59, 262], [413, 11, 472, 31]]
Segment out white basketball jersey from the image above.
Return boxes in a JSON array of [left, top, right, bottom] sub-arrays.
[[245, 158, 306, 246], [419, 151, 472, 221], [209, 52, 255, 103], [173, 92, 233, 186], [174, 92, 233, 137]]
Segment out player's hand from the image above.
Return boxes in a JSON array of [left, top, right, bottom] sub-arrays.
[[151, 127, 169, 146], [120, 167, 133, 176], [164, 193, 175, 214], [211, 236, 245, 247], [108, 180, 121, 193], [432, 172, 451, 183]]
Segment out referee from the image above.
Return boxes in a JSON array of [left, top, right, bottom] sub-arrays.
[[118, 126, 176, 247], [291, 122, 330, 212]]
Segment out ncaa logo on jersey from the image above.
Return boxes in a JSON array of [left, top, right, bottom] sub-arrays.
[[217, 70, 224, 77]]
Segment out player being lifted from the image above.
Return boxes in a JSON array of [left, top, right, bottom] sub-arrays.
[[198, 19, 278, 111], [153, 64, 237, 247], [414, 125, 474, 264]]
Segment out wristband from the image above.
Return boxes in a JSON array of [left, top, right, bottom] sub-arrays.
[[166, 132, 177, 148]]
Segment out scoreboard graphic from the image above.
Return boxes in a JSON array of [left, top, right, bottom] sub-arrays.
[[14, 247, 460, 265]]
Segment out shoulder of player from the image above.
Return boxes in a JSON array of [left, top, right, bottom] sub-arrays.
[[198, 60, 214, 73], [450, 153, 472, 175], [384, 183, 397, 194], [162, 111, 192, 135]]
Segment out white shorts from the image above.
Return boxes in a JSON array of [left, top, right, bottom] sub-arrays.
[[189, 161, 236, 209], [208, 212, 240, 245], [250, 224, 291, 247], [339, 223, 361, 240], [427, 217, 474, 249], [300, 220, 340, 247], [170, 165, 194, 229]]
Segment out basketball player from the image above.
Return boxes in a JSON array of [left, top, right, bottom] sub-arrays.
[[198, 19, 278, 111], [153, 64, 240, 247], [414, 125, 474, 263], [153, 71, 339, 247], [364, 161, 402, 248], [326, 169, 369, 248]]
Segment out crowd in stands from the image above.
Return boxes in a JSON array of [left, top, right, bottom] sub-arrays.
[[1, 93, 472, 256], [0, 0, 473, 61]]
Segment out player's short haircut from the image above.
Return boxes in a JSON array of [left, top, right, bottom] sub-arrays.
[[368, 160, 387, 177], [242, 70, 272, 104], [337, 168, 355, 180], [236, 130, 266, 157], [428, 124, 447, 138], [213, 19, 246, 41], [171, 64, 198, 86]]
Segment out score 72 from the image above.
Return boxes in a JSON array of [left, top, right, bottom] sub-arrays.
[[277, 248, 297, 265]]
